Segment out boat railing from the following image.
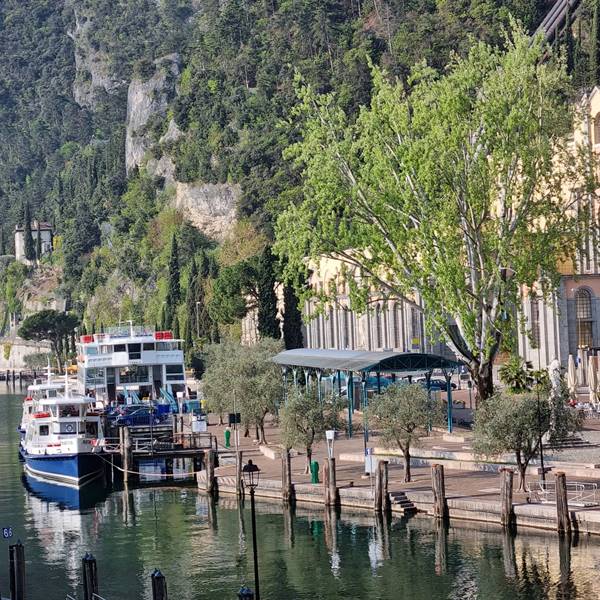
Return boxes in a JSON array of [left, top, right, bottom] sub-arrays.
[[531, 480, 599, 506]]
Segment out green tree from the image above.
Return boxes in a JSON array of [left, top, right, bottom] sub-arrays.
[[592, 0, 600, 85], [202, 338, 282, 440], [276, 26, 589, 403], [283, 285, 304, 349], [18, 309, 79, 368], [185, 257, 199, 341], [367, 384, 443, 482], [473, 390, 581, 490], [23, 202, 35, 261], [280, 385, 346, 473], [165, 234, 181, 328], [35, 227, 42, 262], [256, 246, 280, 339]]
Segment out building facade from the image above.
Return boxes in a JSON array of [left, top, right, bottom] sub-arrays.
[[519, 87, 600, 368], [14, 221, 52, 263]]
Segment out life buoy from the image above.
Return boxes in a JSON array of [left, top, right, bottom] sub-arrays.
[[65, 423, 75, 433]]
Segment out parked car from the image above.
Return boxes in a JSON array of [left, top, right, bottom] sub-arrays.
[[415, 377, 457, 390], [114, 406, 162, 427]]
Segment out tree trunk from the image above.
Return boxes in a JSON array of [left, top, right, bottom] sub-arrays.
[[219, 413, 224, 426], [255, 425, 260, 441], [471, 363, 494, 406], [305, 446, 312, 475], [403, 448, 411, 483], [517, 461, 528, 491], [259, 422, 266, 445]]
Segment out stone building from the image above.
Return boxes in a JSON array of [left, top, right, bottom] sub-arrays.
[[519, 87, 600, 368], [14, 221, 52, 263]]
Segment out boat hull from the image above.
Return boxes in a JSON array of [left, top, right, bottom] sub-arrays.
[[24, 452, 104, 488]]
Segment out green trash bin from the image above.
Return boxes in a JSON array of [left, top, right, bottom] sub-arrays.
[[224, 428, 231, 448], [310, 460, 319, 484]]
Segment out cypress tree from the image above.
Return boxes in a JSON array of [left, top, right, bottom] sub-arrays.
[[592, 0, 600, 85], [172, 313, 181, 340], [165, 234, 181, 328], [283, 285, 304, 349], [565, 5, 575, 74], [256, 246, 280, 339], [23, 202, 36, 261], [185, 258, 199, 338], [36, 227, 42, 262]]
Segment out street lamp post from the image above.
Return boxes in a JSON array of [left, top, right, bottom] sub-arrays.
[[242, 459, 261, 600]]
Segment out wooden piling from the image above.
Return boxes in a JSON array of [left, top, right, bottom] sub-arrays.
[[122, 426, 132, 484], [282, 448, 295, 505], [236, 450, 244, 499], [500, 468, 514, 529], [206, 449, 216, 497], [151, 569, 168, 600], [555, 472, 571, 534], [431, 464, 448, 520], [82, 553, 98, 600], [375, 460, 389, 513], [323, 457, 338, 507], [9, 542, 25, 600]]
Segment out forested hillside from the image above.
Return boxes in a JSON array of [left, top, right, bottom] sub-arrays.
[[0, 0, 597, 350]]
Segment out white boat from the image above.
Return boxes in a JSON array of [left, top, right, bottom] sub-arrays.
[[21, 380, 105, 488], [18, 374, 65, 457], [76, 325, 187, 408]]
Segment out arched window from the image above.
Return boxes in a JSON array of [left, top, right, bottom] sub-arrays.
[[594, 115, 600, 145], [375, 304, 382, 348], [342, 308, 350, 349], [329, 307, 335, 348], [576, 289, 594, 348]]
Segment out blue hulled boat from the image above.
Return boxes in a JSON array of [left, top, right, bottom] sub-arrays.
[[22, 381, 105, 488]]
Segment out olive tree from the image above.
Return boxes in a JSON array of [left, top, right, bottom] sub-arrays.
[[280, 384, 346, 473], [367, 383, 444, 482], [473, 390, 582, 490], [202, 338, 283, 441], [275, 26, 590, 404]]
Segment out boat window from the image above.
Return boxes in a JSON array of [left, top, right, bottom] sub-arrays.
[[85, 346, 99, 356], [119, 365, 149, 384], [86, 422, 98, 437], [157, 341, 178, 351], [39, 425, 49, 436], [114, 344, 126, 352], [166, 364, 184, 381], [128, 343, 141, 360], [59, 404, 80, 418], [86, 368, 105, 386], [107, 368, 115, 384], [143, 343, 155, 351], [101, 345, 113, 354]]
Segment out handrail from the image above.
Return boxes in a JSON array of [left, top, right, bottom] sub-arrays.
[[531, 480, 598, 506]]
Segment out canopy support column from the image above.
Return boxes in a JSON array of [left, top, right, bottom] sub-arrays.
[[361, 372, 368, 450], [376, 372, 382, 394], [425, 371, 432, 432], [316, 369, 323, 403], [347, 370, 353, 439], [444, 370, 453, 434]]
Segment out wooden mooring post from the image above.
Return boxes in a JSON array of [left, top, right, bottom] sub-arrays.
[[121, 426, 132, 484], [82, 553, 98, 600], [281, 448, 294, 506], [206, 449, 217, 497], [9, 541, 25, 600], [374, 460, 389, 513], [431, 464, 448, 520], [500, 468, 514, 529], [555, 472, 571, 535], [323, 457, 338, 508], [151, 569, 168, 600]]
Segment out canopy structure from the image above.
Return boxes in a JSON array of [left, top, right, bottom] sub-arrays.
[[271, 349, 461, 374], [272, 348, 462, 437]]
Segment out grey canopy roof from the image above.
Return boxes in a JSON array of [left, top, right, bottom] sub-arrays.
[[272, 349, 461, 373]]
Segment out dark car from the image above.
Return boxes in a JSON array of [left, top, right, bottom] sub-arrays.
[[415, 378, 457, 390], [114, 406, 161, 427]]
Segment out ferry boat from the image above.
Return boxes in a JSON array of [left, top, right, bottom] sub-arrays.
[[18, 374, 65, 456], [22, 382, 105, 488], [76, 325, 187, 408]]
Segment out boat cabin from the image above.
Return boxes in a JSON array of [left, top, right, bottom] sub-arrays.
[[76, 326, 186, 404]]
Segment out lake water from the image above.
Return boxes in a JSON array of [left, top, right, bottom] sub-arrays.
[[1, 383, 599, 599]]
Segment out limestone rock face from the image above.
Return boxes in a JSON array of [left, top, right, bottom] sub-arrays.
[[172, 182, 240, 241], [68, 8, 124, 109], [125, 54, 181, 174]]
